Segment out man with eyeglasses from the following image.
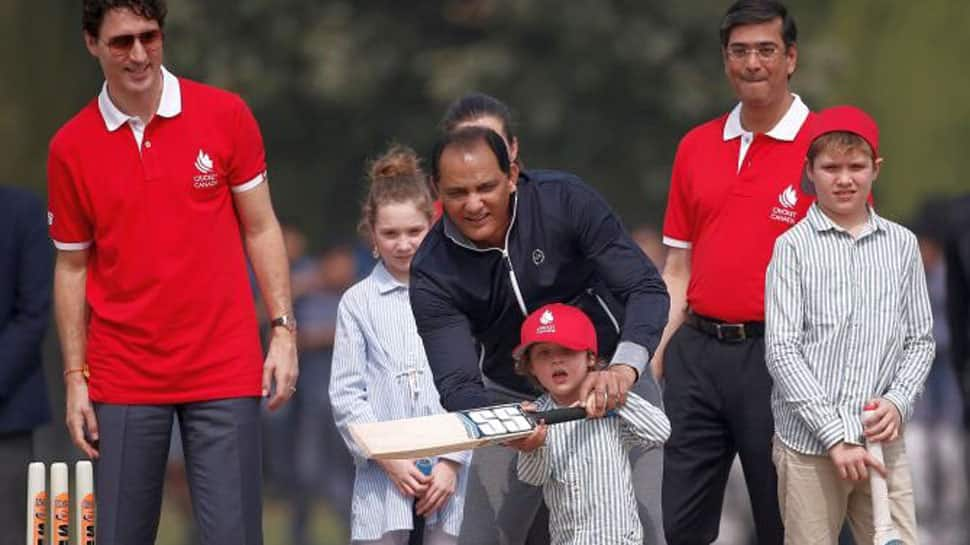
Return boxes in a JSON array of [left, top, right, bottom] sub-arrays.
[[47, 1, 298, 544], [654, 1, 816, 543]]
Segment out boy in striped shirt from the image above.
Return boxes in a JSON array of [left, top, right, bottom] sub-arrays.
[[512, 303, 670, 545], [765, 105, 935, 544]]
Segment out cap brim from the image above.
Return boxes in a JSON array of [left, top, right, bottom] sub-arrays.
[[511, 339, 594, 361]]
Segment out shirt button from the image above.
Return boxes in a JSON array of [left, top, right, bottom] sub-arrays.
[[144, 141, 152, 149]]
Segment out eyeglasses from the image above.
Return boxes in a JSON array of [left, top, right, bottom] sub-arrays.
[[102, 30, 163, 57], [726, 43, 782, 61]]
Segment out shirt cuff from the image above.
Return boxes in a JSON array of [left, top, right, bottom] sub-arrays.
[[231, 171, 266, 193], [817, 417, 845, 451], [51, 239, 92, 251], [662, 236, 691, 249], [610, 341, 648, 379]]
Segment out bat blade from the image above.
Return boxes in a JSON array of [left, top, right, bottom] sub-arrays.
[[349, 403, 586, 459]]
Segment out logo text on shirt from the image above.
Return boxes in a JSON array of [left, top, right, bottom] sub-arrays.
[[193, 150, 219, 188], [769, 184, 799, 224]]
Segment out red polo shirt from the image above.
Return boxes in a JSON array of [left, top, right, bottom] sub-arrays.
[[662, 96, 815, 323], [47, 68, 265, 403]]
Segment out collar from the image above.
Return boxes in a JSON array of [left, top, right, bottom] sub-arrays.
[[373, 261, 408, 295], [442, 191, 519, 252], [807, 202, 885, 236], [98, 66, 181, 131], [723, 93, 809, 142]]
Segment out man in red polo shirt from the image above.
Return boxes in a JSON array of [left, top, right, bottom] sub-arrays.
[[47, 2, 297, 544], [655, 1, 814, 544]]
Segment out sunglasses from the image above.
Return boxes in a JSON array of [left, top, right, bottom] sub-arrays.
[[102, 30, 163, 57]]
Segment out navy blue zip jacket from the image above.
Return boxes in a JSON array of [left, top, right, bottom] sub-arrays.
[[0, 186, 52, 432], [410, 169, 669, 411]]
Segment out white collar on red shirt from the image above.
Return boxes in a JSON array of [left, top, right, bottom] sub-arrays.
[[722, 93, 809, 142], [97, 66, 181, 132]]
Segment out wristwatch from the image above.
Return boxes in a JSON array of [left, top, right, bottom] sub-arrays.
[[270, 313, 297, 333]]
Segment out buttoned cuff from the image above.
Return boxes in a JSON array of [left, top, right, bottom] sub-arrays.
[[610, 341, 648, 379]]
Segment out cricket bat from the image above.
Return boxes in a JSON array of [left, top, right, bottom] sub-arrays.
[[863, 404, 903, 545], [349, 403, 589, 459]]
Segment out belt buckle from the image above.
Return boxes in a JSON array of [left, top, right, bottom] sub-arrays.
[[715, 322, 746, 342]]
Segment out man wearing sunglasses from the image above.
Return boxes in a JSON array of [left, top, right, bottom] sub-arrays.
[[47, 2, 298, 544]]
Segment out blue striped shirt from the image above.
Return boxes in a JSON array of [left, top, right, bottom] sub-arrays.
[[516, 392, 670, 545], [765, 204, 935, 455], [329, 262, 470, 540]]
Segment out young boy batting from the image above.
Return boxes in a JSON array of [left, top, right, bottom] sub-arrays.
[[765, 105, 935, 544], [513, 303, 671, 545]]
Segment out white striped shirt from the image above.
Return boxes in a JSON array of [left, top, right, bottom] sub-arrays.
[[329, 262, 470, 541], [765, 204, 935, 455], [516, 392, 670, 545]]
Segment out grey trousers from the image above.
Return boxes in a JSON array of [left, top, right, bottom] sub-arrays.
[[457, 377, 666, 545], [94, 398, 262, 545], [0, 431, 33, 545]]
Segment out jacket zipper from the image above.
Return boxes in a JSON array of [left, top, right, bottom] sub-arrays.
[[589, 288, 620, 333], [501, 193, 528, 316], [504, 249, 528, 317], [442, 192, 528, 317]]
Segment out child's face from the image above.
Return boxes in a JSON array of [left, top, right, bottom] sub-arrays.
[[372, 200, 431, 280], [527, 342, 594, 405], [806, 147, 880, 222]]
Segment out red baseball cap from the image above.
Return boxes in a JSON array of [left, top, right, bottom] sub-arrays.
[[512, 303, 598, 361], [806, 105, 880, 159]]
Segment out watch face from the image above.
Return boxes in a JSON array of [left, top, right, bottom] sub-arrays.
[[272, 315, 296, 331]]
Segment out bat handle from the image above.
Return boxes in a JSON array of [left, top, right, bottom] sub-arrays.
[[533, 406, 587, 425], [863, 407, 901, 544]]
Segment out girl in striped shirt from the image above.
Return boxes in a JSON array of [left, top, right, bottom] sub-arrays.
[[513, 303, 670, 545], [330, 145, 469, 545]]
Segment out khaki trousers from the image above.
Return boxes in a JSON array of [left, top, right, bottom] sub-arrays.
[[771, 436, 918, 545]]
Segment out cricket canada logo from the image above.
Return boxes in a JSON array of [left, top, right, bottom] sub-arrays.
[[536, 309, 556, 335], [193, 149, 219, 188], [769, 184, 799, 225]]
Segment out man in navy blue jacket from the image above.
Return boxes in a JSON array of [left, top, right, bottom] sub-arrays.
[[411, 127, 669, 545], [0, 185, 52, 545]]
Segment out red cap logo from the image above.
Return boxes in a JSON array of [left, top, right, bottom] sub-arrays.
[[513, 303, 598, 360]]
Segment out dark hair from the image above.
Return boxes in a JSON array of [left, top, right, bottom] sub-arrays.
[[430, 126, 511, 185], [358, 145, 434, 237], [83, 0, 167, 37], [440, 92, 516, 144], [720, 0, 796, 47]]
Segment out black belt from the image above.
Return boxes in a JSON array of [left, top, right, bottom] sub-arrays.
[[686, 313, 764, 342]]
